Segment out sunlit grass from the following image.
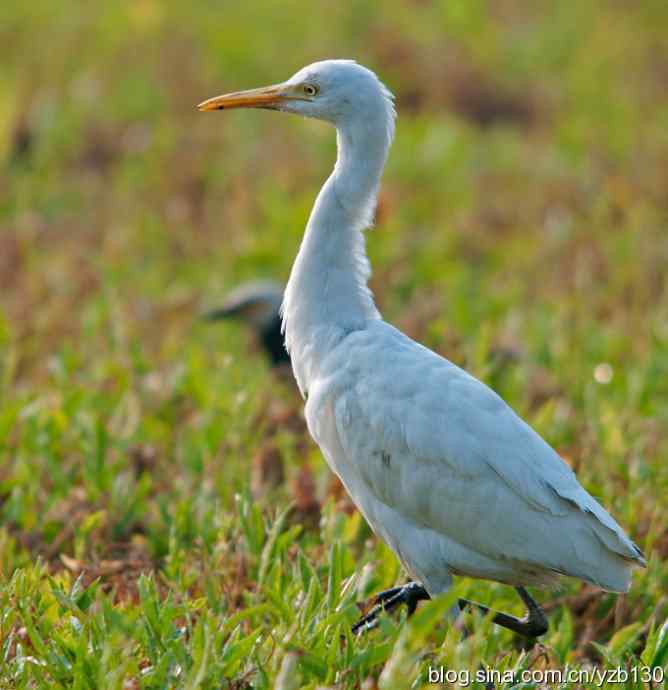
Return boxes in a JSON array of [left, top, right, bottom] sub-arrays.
[[1, 0, 667, 687]]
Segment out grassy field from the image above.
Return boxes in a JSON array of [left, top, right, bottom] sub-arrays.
[[1, 1, 667, 687]]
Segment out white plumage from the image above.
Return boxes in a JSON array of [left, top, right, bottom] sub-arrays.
[[199, 60, 645, 624]]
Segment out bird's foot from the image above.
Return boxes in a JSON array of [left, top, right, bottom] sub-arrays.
[[352, 582, 430, 635], [458, 586, 548, 638], [352, 583, 547, 639]]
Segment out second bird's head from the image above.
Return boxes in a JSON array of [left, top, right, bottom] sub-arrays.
[[197, 59, 395, 131]]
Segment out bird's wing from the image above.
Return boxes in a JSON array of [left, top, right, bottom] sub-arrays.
[[327, 323, 644, 586]]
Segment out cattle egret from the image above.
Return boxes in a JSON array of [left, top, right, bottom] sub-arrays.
[[198, 60, 645, 636], [204, 280, 289, 366]]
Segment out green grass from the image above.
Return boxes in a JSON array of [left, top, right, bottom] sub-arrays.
[[1, 1, 667, 687]]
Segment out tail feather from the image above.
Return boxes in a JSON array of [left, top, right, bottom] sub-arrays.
[[542, 485, 645, 592], [586, 507, 646, 563], [554, 485, 646, 561], [571, 512, 645, 592]]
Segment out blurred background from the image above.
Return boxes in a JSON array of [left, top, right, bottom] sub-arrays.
[[1, 0, 667, 682]]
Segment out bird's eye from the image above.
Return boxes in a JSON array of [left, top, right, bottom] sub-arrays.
[[303, 84, 318, 97]]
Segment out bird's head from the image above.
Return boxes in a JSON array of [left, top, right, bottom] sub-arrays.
[[203, 280, 283, 330], [198, 59, 395, 132]]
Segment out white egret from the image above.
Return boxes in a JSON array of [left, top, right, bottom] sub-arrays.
[[204, 280, 289, 367], [198, 60, 645, 636]]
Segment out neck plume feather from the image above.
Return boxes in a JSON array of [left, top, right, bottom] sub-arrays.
[[282, 96, 395, 395]]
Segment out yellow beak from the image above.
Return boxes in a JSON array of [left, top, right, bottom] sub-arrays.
[[197, 84, 288, 112]]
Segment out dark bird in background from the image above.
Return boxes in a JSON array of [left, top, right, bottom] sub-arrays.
[[204, 280, 289, 367]]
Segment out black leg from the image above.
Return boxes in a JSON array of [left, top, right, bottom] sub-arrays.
[[458, 586, 548, 638], [352, 582, 548, 638], [352, 582, 429, 634], [371, 585, 405, 604]]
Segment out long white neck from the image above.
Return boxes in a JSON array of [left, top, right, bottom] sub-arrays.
[[282, 109, 393, 396]]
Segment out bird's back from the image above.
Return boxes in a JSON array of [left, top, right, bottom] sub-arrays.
[[304, 320, 645, 595]]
